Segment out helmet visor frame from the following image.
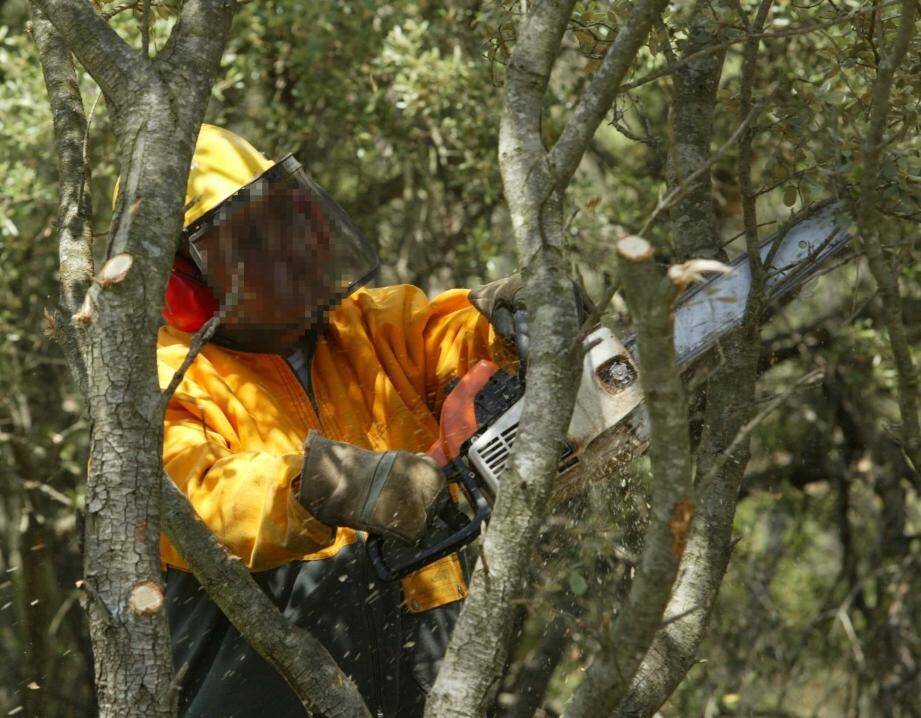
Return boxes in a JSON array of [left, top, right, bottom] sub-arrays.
[[180, 154, 380, 336]]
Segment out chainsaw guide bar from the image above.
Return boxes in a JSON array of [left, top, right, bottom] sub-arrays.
[[367, 203, 853, 580]]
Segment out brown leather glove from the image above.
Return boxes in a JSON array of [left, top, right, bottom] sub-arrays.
[[468, 274, 524, 341], [468, 274, 524, 314], [470, 274, 593, 333], [298, 431, 445, 544]]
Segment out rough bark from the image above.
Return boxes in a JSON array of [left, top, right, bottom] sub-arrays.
[[565, 238, 692, 717], [31, 0, 143, 112], [612, 3, 772, 713], [161, 476, 371, 718], [425, 4, 580, 715], [666, 0, 727, 262], [30, 5, 94, 394], [425, 2, 670, 715], [855, 0, 921, 479], [31, 2, 236, 715]]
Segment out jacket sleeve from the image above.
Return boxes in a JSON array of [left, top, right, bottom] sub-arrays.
[[157, 338, 334, 572], [418, 288, 518, 410]]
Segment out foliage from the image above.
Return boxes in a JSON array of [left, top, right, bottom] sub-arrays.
[[1, 0, 919, 715]]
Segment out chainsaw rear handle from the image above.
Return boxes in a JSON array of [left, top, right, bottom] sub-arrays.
[[366, 457, 491, 582]]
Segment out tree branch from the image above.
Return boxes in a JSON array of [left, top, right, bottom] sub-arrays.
[[161, 476, 371, 718], [666, 0, 728, 262], [141, 0, 151, 58], [30, 6, 94, 396], [548, 0, 671, 187], [29, 0, 144, 112], [609, 5, 763, 713], [737, 0, 775, 310], [855, 0, 921, 478], [428, 3, 675, 714], [32, 1, 240, 715], [161, 317, 221, 401], [617, 0, 900, 95], [565, 237, 693, 717], [424, 3, 581, 716], [155, 0, 238, 134]]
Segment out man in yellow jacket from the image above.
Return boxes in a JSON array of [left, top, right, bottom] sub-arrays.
[[158, 125, 518, 717]]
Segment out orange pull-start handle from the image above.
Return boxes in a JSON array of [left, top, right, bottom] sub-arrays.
[[427, 360, 501, 463]]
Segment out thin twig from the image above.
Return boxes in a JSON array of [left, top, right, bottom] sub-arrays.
[[74, 89, 101, 235], [23, 480, 74, 508], [102, 1, 140, 20], [141, 0, 151, 57], [161, 316, 221, 401], [618, 0, 899, 95], [548, 0, 672, 186], [74, 579, 113, 624], [162, 265, 242, 401], [653, 15, 676, 65], [580, 280, 619, 335], [854, 0, 921, 479]]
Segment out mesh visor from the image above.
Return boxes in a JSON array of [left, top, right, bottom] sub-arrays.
[[182, 155, 379, 332]]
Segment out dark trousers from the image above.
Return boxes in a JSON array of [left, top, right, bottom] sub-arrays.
[[166, 539, 460, 718]]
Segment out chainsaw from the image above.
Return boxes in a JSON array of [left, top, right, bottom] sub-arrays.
[[367, 204, 852, 581]]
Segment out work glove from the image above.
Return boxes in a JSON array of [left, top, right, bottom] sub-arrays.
[[298, 431, 446, 544], [469, 274, 594, 341], [468, 275, 525, 344]]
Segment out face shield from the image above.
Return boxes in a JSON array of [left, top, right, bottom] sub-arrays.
[[181, 155, 379, 353]]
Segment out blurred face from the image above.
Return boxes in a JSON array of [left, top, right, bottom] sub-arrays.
[[184, 159, 378, 355], [193, 186, 335, 353]]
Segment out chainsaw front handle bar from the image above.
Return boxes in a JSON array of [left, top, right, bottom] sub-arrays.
[[366, 457, 491, 582]]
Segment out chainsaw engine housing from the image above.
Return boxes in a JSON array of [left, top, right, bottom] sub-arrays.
[[467, 326, 644, 496]]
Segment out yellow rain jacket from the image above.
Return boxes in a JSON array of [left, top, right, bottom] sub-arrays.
[[158, 284, 508, 612]]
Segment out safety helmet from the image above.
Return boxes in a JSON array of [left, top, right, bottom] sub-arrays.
[[150, 124, 379, 342]]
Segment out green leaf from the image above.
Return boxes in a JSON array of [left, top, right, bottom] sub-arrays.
[[568, 571, 588, 596]]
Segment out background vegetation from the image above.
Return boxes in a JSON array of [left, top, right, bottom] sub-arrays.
[[1, 0, 918, 715]]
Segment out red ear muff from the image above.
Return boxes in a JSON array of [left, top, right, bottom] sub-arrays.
[[163, 257, 218, 333]]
